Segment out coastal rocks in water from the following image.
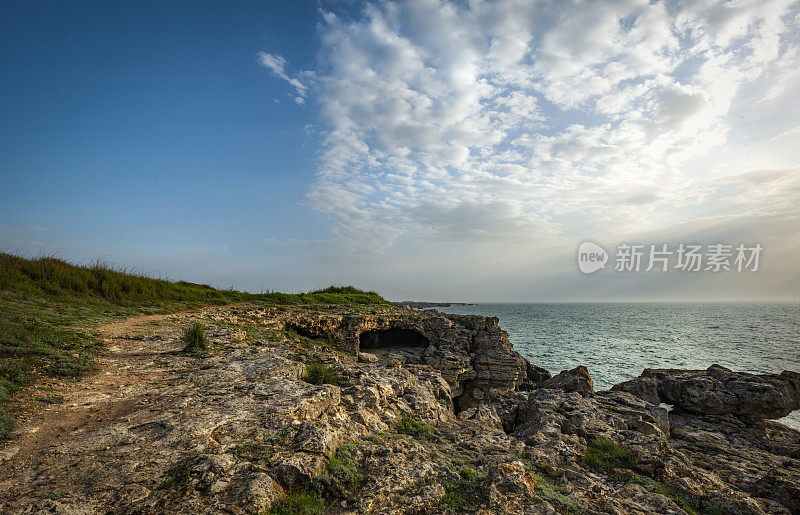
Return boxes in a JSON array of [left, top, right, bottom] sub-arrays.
[[540, 365, 594, 395], [521, 362, 552, 390], [614, 364, 800, 421]]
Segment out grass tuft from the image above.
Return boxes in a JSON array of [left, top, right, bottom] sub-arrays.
[[397, 415, 436, 439], [162, 455, 197, 489], [522, 461, 583, 513], [266, 490, 324, 515], [182, 323, 209, 356], [583, 437, 636, 471], [229, 442, 273, 461], [315, 443, 362, 499], [302, 362, 340, 386], [49, 354, 94, 377], [0, 409, 15, 440], [441, 467, 485, 511]]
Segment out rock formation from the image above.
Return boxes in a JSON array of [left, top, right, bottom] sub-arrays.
[[613, 364, 800, 421], [283, 309, 534, 410], [1, 303, 798, 514], [539, 365, 594, 395]]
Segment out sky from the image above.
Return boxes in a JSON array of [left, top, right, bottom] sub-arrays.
[[1, 0, 799, 301]]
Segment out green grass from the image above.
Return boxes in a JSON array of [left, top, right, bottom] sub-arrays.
[[0, 253, 247, 307], [35, 395, 64, 404], [161, 455, 197, 489], [266, 491, 324, 515], [182, 322, 209, 356], [302, 362, 340, 386], [0, 409, 15, 440], [0, 252, 387, 308], [315, 443, 362, 499], [228, 441, 273, 461], [553, 406, 566, 415], [582, 439, 722, 515], [441, 467, 486, 511], [583, 437, 636, 471], [522, 462, 583, 513], [397, 415, 436, 439], [629, 472, 721, 515], [309, 285, 378, 295], [259, 291, 388, 305]]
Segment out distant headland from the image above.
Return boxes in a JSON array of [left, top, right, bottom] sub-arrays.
[[395, 301, 476, 308]]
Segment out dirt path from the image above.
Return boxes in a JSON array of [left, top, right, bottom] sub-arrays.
[[0, 311, 182, 470]]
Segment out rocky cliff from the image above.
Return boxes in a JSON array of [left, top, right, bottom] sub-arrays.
[[0, 303, 798, 514]]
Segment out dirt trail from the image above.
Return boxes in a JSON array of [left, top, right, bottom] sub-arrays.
[[0, 311, 181, 470]]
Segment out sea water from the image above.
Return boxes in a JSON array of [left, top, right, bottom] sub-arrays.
[[436, 302, 800, 430]]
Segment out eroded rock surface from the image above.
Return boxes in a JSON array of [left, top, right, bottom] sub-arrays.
[[540, 366, 594, 396], [0, 303, 797, 514], [282, 309, 533, 410], [614, 365, 800, 421]]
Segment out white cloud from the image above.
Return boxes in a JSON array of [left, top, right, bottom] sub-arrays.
[[258, 0, 800, 297], [257, 51, 307, 103]]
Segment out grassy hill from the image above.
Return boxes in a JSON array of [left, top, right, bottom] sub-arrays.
[[0, 252, 387, 438]]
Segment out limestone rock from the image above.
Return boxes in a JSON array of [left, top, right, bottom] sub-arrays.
[[357, 351, 378, 363], [3, 303, 798, 514], [611, 375, 660, 405], [620, 365, 800, 421], [540, 366, 594, 395]]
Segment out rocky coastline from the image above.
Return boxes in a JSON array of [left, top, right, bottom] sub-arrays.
[[1, 303, 798, 514]]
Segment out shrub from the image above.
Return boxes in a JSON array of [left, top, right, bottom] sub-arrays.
[[302, 362, 340, 386], [397, 415, 436, 439], [182, 323, 209, 355], [266, 491, 324, 515], [583, 437, 635, 471]]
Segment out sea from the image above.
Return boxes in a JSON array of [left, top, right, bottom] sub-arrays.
[[435, 302, 800, 430]]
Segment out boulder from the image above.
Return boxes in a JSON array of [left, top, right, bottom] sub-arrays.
[[611, 375, 660, 405], [357, 351, 378, 363], [540, 366, 594, 395]]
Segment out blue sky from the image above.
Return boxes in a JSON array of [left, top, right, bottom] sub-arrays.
[[2, 1, 799, 301], [1, 1, 327, 286]]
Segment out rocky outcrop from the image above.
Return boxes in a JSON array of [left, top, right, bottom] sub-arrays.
[[280, 309, 532, 410], [613, 364, 800, 421], [540, 365, 594, 395], [668, 412, 800, 514]]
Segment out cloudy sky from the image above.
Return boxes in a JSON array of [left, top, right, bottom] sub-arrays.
[[2, 0, 799, 301]]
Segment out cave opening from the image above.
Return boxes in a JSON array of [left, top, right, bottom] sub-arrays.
[[358, 328, 429, 353]]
